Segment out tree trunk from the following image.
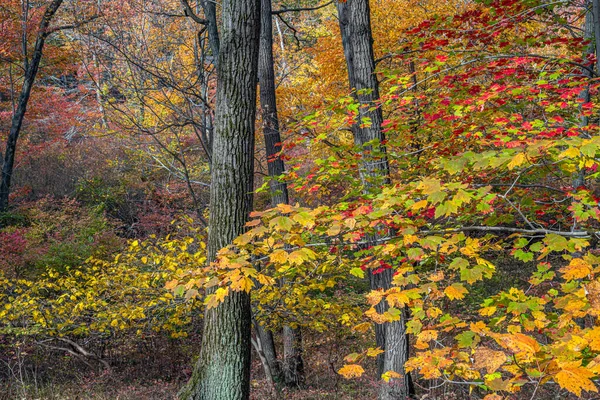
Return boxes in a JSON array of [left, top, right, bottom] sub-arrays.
[[0, 0, 64, 213], [178, 0, 261, 399], [255, 323, 281, 384], [282, 325, 304, 386], [258, 0, 305, 387], [200, 0, 220, 63], [337, 1, 412, 398]]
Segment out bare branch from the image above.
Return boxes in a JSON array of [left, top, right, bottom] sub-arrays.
[[272, 1, 333, 15], [180, 0, 207, 25]]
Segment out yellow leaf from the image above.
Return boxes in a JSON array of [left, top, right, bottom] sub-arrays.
[[366, 290, 385, 306], [233, 233, 253, 246], [561, 258, 592, 280], [165, 279, 178, 290], [479, 306, 497, 317], [327, 223, 342, 236], [386, 290, 410, 308], [338, 364, 365, 379], [366, 347, 384, 358], [473, 347, 506, 374], [231, 277, 254, 292], [559, 146, 581, 159], [381, 370, 402, 382], [269, 249, 288, 264], [444, 283, 468, 300], [417, 178, 441, 195], [585, 327, 600, 351], [293, 211, 315, 228], [554, 360, 598, 396], [345, 218, 357, 229], [428, 270, 444, 282], [415, 330, 438, 349], [288, 250, 306, 266], [411, 200, 428, 211], [507, 152, 526, 170], [352, 322, 371, 333], [257, 274, 276, 286], [499, 333, 540, 355]]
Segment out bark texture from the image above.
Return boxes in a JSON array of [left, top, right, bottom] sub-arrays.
[[258, 0, 304, 387], [200, 0, 220, 62], [337, 1, 411, 398], [0, 0, 64, 213], [178, 0, 261, 399]]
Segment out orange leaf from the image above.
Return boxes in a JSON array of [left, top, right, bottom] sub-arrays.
[[554, 360, 598, 396], [338, 364, 365, 379], [473, 347, 506, 374]]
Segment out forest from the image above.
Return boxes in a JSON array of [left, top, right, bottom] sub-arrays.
[[2, 0, 600, 399]]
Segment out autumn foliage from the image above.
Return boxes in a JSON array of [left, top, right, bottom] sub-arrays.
[[3, 0, 600, 398]]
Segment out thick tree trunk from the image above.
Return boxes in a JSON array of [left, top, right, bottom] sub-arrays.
[[0, 0, 64, 213], [178, 1, 261, 399], [337, 1, 412, 398], [258, 0, 305, 387]]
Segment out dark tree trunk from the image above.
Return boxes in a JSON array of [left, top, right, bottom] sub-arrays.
[[258, 0, 305, 387], [0, 0, 64, 213], [337, 1, 412, 398], [178, 0, 261, 399], [200, 0, 220, 62]]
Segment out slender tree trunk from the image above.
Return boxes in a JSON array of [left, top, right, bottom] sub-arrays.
[[258, 0, 305, 387], [0, 0, 64, 213], [282, 325, 304, 386], [200, 0, 220, 63], [254, 324, 280, 385], [178, 0, 261, 399], [337, 1, 412, 398]]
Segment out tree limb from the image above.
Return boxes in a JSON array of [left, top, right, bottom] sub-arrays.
[[272, 1, 333, 15]]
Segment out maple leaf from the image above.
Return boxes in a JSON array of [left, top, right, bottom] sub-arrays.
[[293, 211, 315, 228], [366, 347, 384, 358], [585, 327, 600, 351], [554, 360, 598, 396], [498, 333, 540, 356], [381, 370, 402, 382], [352, 322, 371, 333], [338, 364, 365, 379], [366, 290, 385, 306], [507, 152, 526, 170], [417, 177, 441, 195], [561, 258, 591, 281], [444, 283, 468, 300], [165, 279, 178, 290], [269, 249, 288, 264], [473, 347, 506, 373]]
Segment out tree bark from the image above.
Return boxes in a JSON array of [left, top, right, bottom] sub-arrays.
[[258, 0, 305, 387], [337, 1, 412, 398], [0, 0, 64, 213], [200, 0, 220, 63], [178, 0, 261, 399]]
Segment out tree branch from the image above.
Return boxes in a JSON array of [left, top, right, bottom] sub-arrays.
[[180, 0, 207, 25], [48, 15, 101, 34], [272, 1, 333, 15]]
